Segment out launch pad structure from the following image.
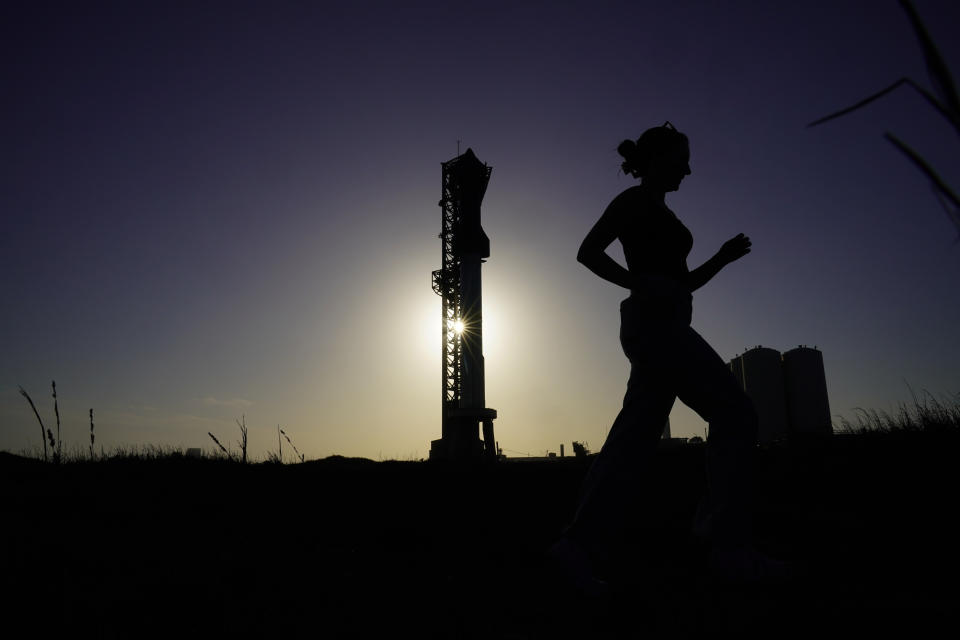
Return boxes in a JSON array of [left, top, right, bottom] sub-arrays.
[[430, 148, 498, 461]]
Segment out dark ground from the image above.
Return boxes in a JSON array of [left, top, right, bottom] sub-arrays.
[[2, 430, 958, 639]]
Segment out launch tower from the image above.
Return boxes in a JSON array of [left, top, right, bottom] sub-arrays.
[[430, 149, 497, 461]]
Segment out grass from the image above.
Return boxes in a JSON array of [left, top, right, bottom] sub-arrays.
[[835, 389, 960, 435], [4, 414, 957, 639], [18, 385, 49, 462], [15, 381, 306, 464], [279, 427, 304, 463], [207, 431, 231, 458], [4, 386, 959, 637], [10, 389, 958, 466], [16, 378, 959, 465], [808, 0, 960, 239], [13, 442, 308, 465]]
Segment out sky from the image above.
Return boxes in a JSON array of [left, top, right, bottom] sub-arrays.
[[3, 0, 959, 461]]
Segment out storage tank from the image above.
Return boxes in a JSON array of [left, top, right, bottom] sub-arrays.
[[729, 354, 745, 389], [782, 346, 832, 437], [737, 346, 788, 443]]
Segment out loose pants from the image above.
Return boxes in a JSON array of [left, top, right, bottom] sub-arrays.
[[567, 294, 759, 564]]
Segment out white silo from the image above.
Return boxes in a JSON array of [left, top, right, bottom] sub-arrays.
[[738, 346, 789, 443], [782, 346, 832, 436]]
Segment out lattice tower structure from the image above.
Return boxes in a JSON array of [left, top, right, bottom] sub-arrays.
[[431, 158, 489, 406], [430, 149, 497, 461]]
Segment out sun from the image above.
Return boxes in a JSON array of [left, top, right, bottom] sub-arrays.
[[453, 319, 465, 335]]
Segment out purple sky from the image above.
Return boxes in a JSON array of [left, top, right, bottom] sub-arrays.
[[3, 1, 959, 459]]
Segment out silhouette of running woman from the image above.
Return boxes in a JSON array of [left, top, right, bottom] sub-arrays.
[[549, 122, 786, 593]]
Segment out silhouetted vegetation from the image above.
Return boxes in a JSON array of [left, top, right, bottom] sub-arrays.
[[836, 389, 960, 435], [809, 0, 960, 238], [237, 415, 248, 464], [18, 383, 52, 462], [13, 389, 960, 465], [2, 415, 957, 638], [280, 427, 305, 463], [207, 431, 230, 458], [51, 380, 61, 463]]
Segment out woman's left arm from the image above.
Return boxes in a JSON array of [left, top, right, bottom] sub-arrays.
[[685, 233, 751, 292]]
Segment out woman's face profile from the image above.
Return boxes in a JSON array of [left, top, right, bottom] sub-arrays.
[[647, 141, 691, 192]]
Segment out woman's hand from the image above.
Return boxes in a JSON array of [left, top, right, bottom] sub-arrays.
[[718, 233, 751, 265], [687, 233, 752, 292]]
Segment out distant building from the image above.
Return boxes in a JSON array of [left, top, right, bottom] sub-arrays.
[[782, 346, 832, 437], [729, 345, 832, 443], [730, 347, 788, 443]]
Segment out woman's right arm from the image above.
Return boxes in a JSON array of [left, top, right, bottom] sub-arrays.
[[576, 197, 686, 298], [576, 202, 635, 290]]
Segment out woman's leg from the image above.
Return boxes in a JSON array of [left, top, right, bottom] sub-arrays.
[[565, 357, 676, 567], [673, 326, 759, 548], [564, 299, 680, 568]]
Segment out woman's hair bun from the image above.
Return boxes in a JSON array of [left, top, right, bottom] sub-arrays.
[[618, 139, 642, 177]]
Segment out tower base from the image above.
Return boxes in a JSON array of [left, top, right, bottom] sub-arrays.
[[430, 408, 497, 461]]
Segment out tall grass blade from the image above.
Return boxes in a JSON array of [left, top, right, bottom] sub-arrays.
[[89, 408, 95, 460], [236, 415, 248, 464], [807, 78, 952, 128], [899, 0, 960, 130], [52, 380, 61, 463], [19, 386, 48, 462], [207, 432, 230, 458], [932, 186, 960, 243], [808, 79, 907, 127], [884, 131, 960, 236], [280, 428, 304, 463]]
